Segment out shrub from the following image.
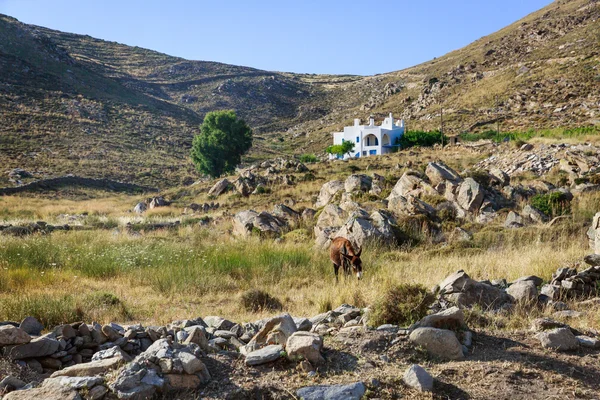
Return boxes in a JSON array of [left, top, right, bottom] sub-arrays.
[[530, 192, 571, 217], [399, 130, 446, 148], [299, 154, 318, 163], [241, 289, 283, 312], [370, 284, 434, 327]]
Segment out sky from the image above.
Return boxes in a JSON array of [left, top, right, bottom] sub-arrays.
[[0, 0, 553, 76]]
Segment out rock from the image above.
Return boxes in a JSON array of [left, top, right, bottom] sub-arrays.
[[540, 284, 561, 300], [521, 143, 534, 151], [456, 178, 485, 215], [148, 196, 169, 209], [489, 167, 510, 187], [0, 376, 26, 391], [536, 327, 579, 351], [415, 306, 465, 330], [232, 210, 286, 237], [91, 345, 132, 362], [177, 351, 209, 376], [553, 310, 583, 319], [504, 211, 524, 228], [576, 335, 600, 348], [452, 227, 473, 241], [388, 194, 436, 217], [42, 376, 103, 390], [523, 205, 548, 223], [183, 326, 210, 352], [316, 204, 347, 228], [409, 327, 464, 360], [293, 318, 312, 332], [245, 344, 283, 366], [204, 316, 235, 330], [296, 382, 366, 400], [2, 385, 81, 400], [18, 316, 44, 336], [272, 204, 300, 220], [334, 211, 396, 249], [245, 313, 297, 352], [512, 275, 544, 287], [344, 174, 372, 193], [208, 178, 231, 197], [87, 385, 108, 400], [438, 270, 512, 309], [163, 374, 201, 391], [286, 332, 324, 364], [0, 325, 31, 346], [3, 335, 59, 359], [315, 180, 344, 208], [425, 162, 462, 187], [530, 318, 568, 332], [133, 202, 147, 214], [51, 357, 122, 377], [301, 208, 317, 222], [583, 254, 600, 267], [403, 364, 433, 392], [101, 325, 121, 342], [507, 280, 538, 304]]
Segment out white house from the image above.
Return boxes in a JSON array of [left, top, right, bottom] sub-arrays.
[[330, 113, 405, 159]]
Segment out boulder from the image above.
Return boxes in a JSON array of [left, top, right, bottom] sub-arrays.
[[0, 325, 31, 346], [438, 270, 512, 309], [456, 178, 484, 215], [245, 344, 283, 366], [523, 205, 548, 223], [425, 162, 462, 187], [2, 385, 81, 400], [409, 327, 464, 360], [489, 167, 510, 187], [286, 332, 324, 364], [389, 172, 436, 198], [415, 306, 465, 330], [148, 196, 169, 209], [507, 280, 538, 304], [316, 204, 347, 228], [245, 313, 297, 352], [334, 212, 396, 249], [42, 376, 103, 390], [403, 364, 433, 392], [388, 194, 436, 217], [576, 335, 600, 349], [208, 178, 231, 197], [536, 327, 579, 351], [296, 382, 366, 400], [504, 211, 524, 228], [315, 180, 344, 208], [272, 204, 300, 220], [530, 318, 568, 332], [51, 357, 122, 377], [133, 202, 147, 214], [344, 174, 372, 193], [232, 210, 286, 237], [91, 346, 132, 362], [3, 335, 59, 359], [512, 275, 544, 287], [314, 226, 338, 249], [163, 374, 202, 391]]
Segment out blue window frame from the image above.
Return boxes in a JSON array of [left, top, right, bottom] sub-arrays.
[[369, 149, 377, 155], [356, 136, 359, 143]]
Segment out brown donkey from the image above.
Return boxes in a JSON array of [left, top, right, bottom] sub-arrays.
[[329, 237, 363, 282]]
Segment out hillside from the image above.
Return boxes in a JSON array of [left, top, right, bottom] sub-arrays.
[[1, 0, 599, 187]]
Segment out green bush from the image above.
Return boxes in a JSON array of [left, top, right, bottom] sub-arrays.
[[299, 154, 318, 163], [240, 289, 283, 312], [530, 192, 571, 217], [370, 284, 434, 327], [399, 130, 446, 148]]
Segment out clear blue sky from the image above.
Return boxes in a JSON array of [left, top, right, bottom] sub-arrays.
[[0, 0, 553, 75]]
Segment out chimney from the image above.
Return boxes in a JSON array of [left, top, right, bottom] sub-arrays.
[[354, 118, 361, 126], [369, 115, 374, 126]]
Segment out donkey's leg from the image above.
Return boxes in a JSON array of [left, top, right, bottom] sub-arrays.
[[334, 263, 340, 283]]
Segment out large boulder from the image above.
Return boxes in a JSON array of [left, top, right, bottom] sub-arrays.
[[389, 172, 437, 199], [456, 178, 485, 215], [315, 181, 344, 208], [2, 335, 59, 359], [208, 178, 231, 197], [244, 314, 297, 353], [388, 194, 436, 217], [286, 332, 324, 364], [415, 307, 465, 330], [232, 210, 286, 237], [0, 325, 31, 346], [536, 327, 579, 351], [296, 382, 366, 400], [409, 327, 464, 360], [488, 167, 510, 187], [334, 211, 396, 248], [507, 280, 538, 304], [344, 174, 372, 193], [316, 204, 347, 228], [438, 270, 512, 309], [272, 204, 300, 221], [425, 162, 462, 187], [3, 385, 80, 400], [133, 202, 147, 214]]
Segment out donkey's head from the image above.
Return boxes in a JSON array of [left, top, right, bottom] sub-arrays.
[[342, 246, 363, 279]]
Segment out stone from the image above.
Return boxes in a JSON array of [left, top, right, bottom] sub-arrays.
[[133, 202, 147, 214], [388, 194, 436, 217], [101, 325, 122, 342], [0, 376, 26, 391], [504, 211, 524, 228], [232, 210, 286, 237], [18, 316, 44, 336], [489, 167, 510, 187], [245, 344, 283, 366], [204, 316, 235, 330], [208, 178, 231, 197], [272, 204, 300, 221], [523, 205, 548, 223], [293, 318, 312, 332], [0, 325, 31, 346], [344, 174, 372, 193], [583, 254, 600, 266], [60, 325, 77, 340], [507, 280, 538, 304], [513, 275, 544, 287], [576, 335, 600, 348], [553, 310, 583, 319], [540, 284, 561, 300], [51, 357, 122, 377], [87, 385, 108, 400], [2, 385, 81, 400], [42, 376, 103, 390], [245, 313, 297, 352], [177, 351, 207, 375], [3, 335, 59, 359], [409, 328, 464, 360], [148, 196, 169, 209], [315, 180, 344, 208], [296, 382, 366, 400], [456, 178, 485, 215], [91, 345, 132, 362], [415, 306, 465, 330], [183, 326, 210, 352], [530, 318, 567, 332], [403, 364, 433, 392], [425, 162, 462, 187], [438, 270, 512, 309], [536, 327, 579, 351], [286, 332, 324, 364]]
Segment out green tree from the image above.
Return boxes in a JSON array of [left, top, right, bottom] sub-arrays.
[[191, 110, 253, 177], [326, 141, 355, 158]]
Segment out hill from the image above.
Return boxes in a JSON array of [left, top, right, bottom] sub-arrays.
[[1, 0, 599, 187]]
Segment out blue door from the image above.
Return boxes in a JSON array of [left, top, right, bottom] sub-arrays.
[[369, 149, 377, 155]]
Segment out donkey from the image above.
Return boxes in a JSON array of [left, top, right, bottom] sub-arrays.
[[329, 237, 363, 282]]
